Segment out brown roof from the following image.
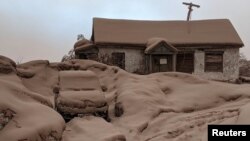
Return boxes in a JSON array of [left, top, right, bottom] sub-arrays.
[[93, 18, 244, 47]]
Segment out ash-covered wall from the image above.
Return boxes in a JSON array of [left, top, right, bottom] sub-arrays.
[[194, 48, 240, 81], [98, 46, 145, 74], [97, 46, 240, 81]]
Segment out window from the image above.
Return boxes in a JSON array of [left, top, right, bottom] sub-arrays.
[[112, 52, 125, 69], [176, 53, 194, 73], [205, 52, 223, 72]]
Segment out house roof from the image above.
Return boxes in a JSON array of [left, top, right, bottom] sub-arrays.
[[74, 38, 95, 52], [145, 38, 178, 54], [92, 18, 244, 47]]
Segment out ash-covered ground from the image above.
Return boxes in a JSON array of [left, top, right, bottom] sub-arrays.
[[0, 55, 250, 141]]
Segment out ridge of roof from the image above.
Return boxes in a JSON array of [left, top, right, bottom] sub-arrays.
[[93, 17, 231, 23]]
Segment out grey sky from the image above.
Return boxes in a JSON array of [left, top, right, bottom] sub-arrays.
[[0, 0, 249, 62]]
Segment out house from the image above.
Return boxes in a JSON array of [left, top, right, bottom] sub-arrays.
[[74, 18, 244, 81]]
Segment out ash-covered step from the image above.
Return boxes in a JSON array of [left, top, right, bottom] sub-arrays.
[[55, 70, 108, 122], [62, 116, 126, 141]]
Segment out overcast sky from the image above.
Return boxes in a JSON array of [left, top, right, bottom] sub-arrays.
[[0, 0, 249, 62]]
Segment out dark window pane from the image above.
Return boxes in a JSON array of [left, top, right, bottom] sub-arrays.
[[176, 53, 194, 73], [112, 52, 125, 69], [205, 52, 223, 72]]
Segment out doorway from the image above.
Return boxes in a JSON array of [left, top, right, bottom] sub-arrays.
[[152, 55, 173, 73]]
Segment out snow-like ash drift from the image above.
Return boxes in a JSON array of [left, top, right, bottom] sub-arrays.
[[0, 55, 250, 141]]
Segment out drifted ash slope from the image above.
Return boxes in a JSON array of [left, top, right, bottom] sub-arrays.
[[0, 56, 250, 141]]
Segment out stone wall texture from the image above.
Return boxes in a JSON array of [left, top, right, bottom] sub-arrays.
[[98, 47, 145, 73], [194, 48, 239, 81], [97, 46, 240, 81]]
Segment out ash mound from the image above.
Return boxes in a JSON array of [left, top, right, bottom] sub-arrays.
[[0, 56, 250, 141]]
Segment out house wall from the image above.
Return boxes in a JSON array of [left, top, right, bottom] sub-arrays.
[[193, 48, 240, 81], [98, 47, 145, 73], [97, 46, 239, 81]]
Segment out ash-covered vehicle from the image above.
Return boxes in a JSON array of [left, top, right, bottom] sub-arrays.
[[55, 70, 108, 121]]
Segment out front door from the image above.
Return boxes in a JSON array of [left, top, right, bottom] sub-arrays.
[[152, 55, 173, 73]]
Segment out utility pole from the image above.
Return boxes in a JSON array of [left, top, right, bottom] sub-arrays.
[[183, 2, 200, 21]]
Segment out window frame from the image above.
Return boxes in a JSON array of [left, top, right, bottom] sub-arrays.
[[205, 51, 224, 73], [176, 53, 195, 73]]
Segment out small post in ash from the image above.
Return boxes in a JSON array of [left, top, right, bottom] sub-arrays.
[[183, 2, 200, 21]]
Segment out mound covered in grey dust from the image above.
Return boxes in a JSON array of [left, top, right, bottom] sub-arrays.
[[0, 55, 250, 141]]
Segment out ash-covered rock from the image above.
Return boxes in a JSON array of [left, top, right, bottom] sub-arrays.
[[0, 55, 16, 68], [0, 109, 15, 130], [16, 68, 35, 78], [0, 56, 16, 74]]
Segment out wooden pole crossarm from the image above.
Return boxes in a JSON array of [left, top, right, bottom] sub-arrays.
[[183, 2, 200, 8], [182, 2, 200, 21]]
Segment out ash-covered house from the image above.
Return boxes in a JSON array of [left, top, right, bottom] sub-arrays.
[[74, 18, 244, 81]]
